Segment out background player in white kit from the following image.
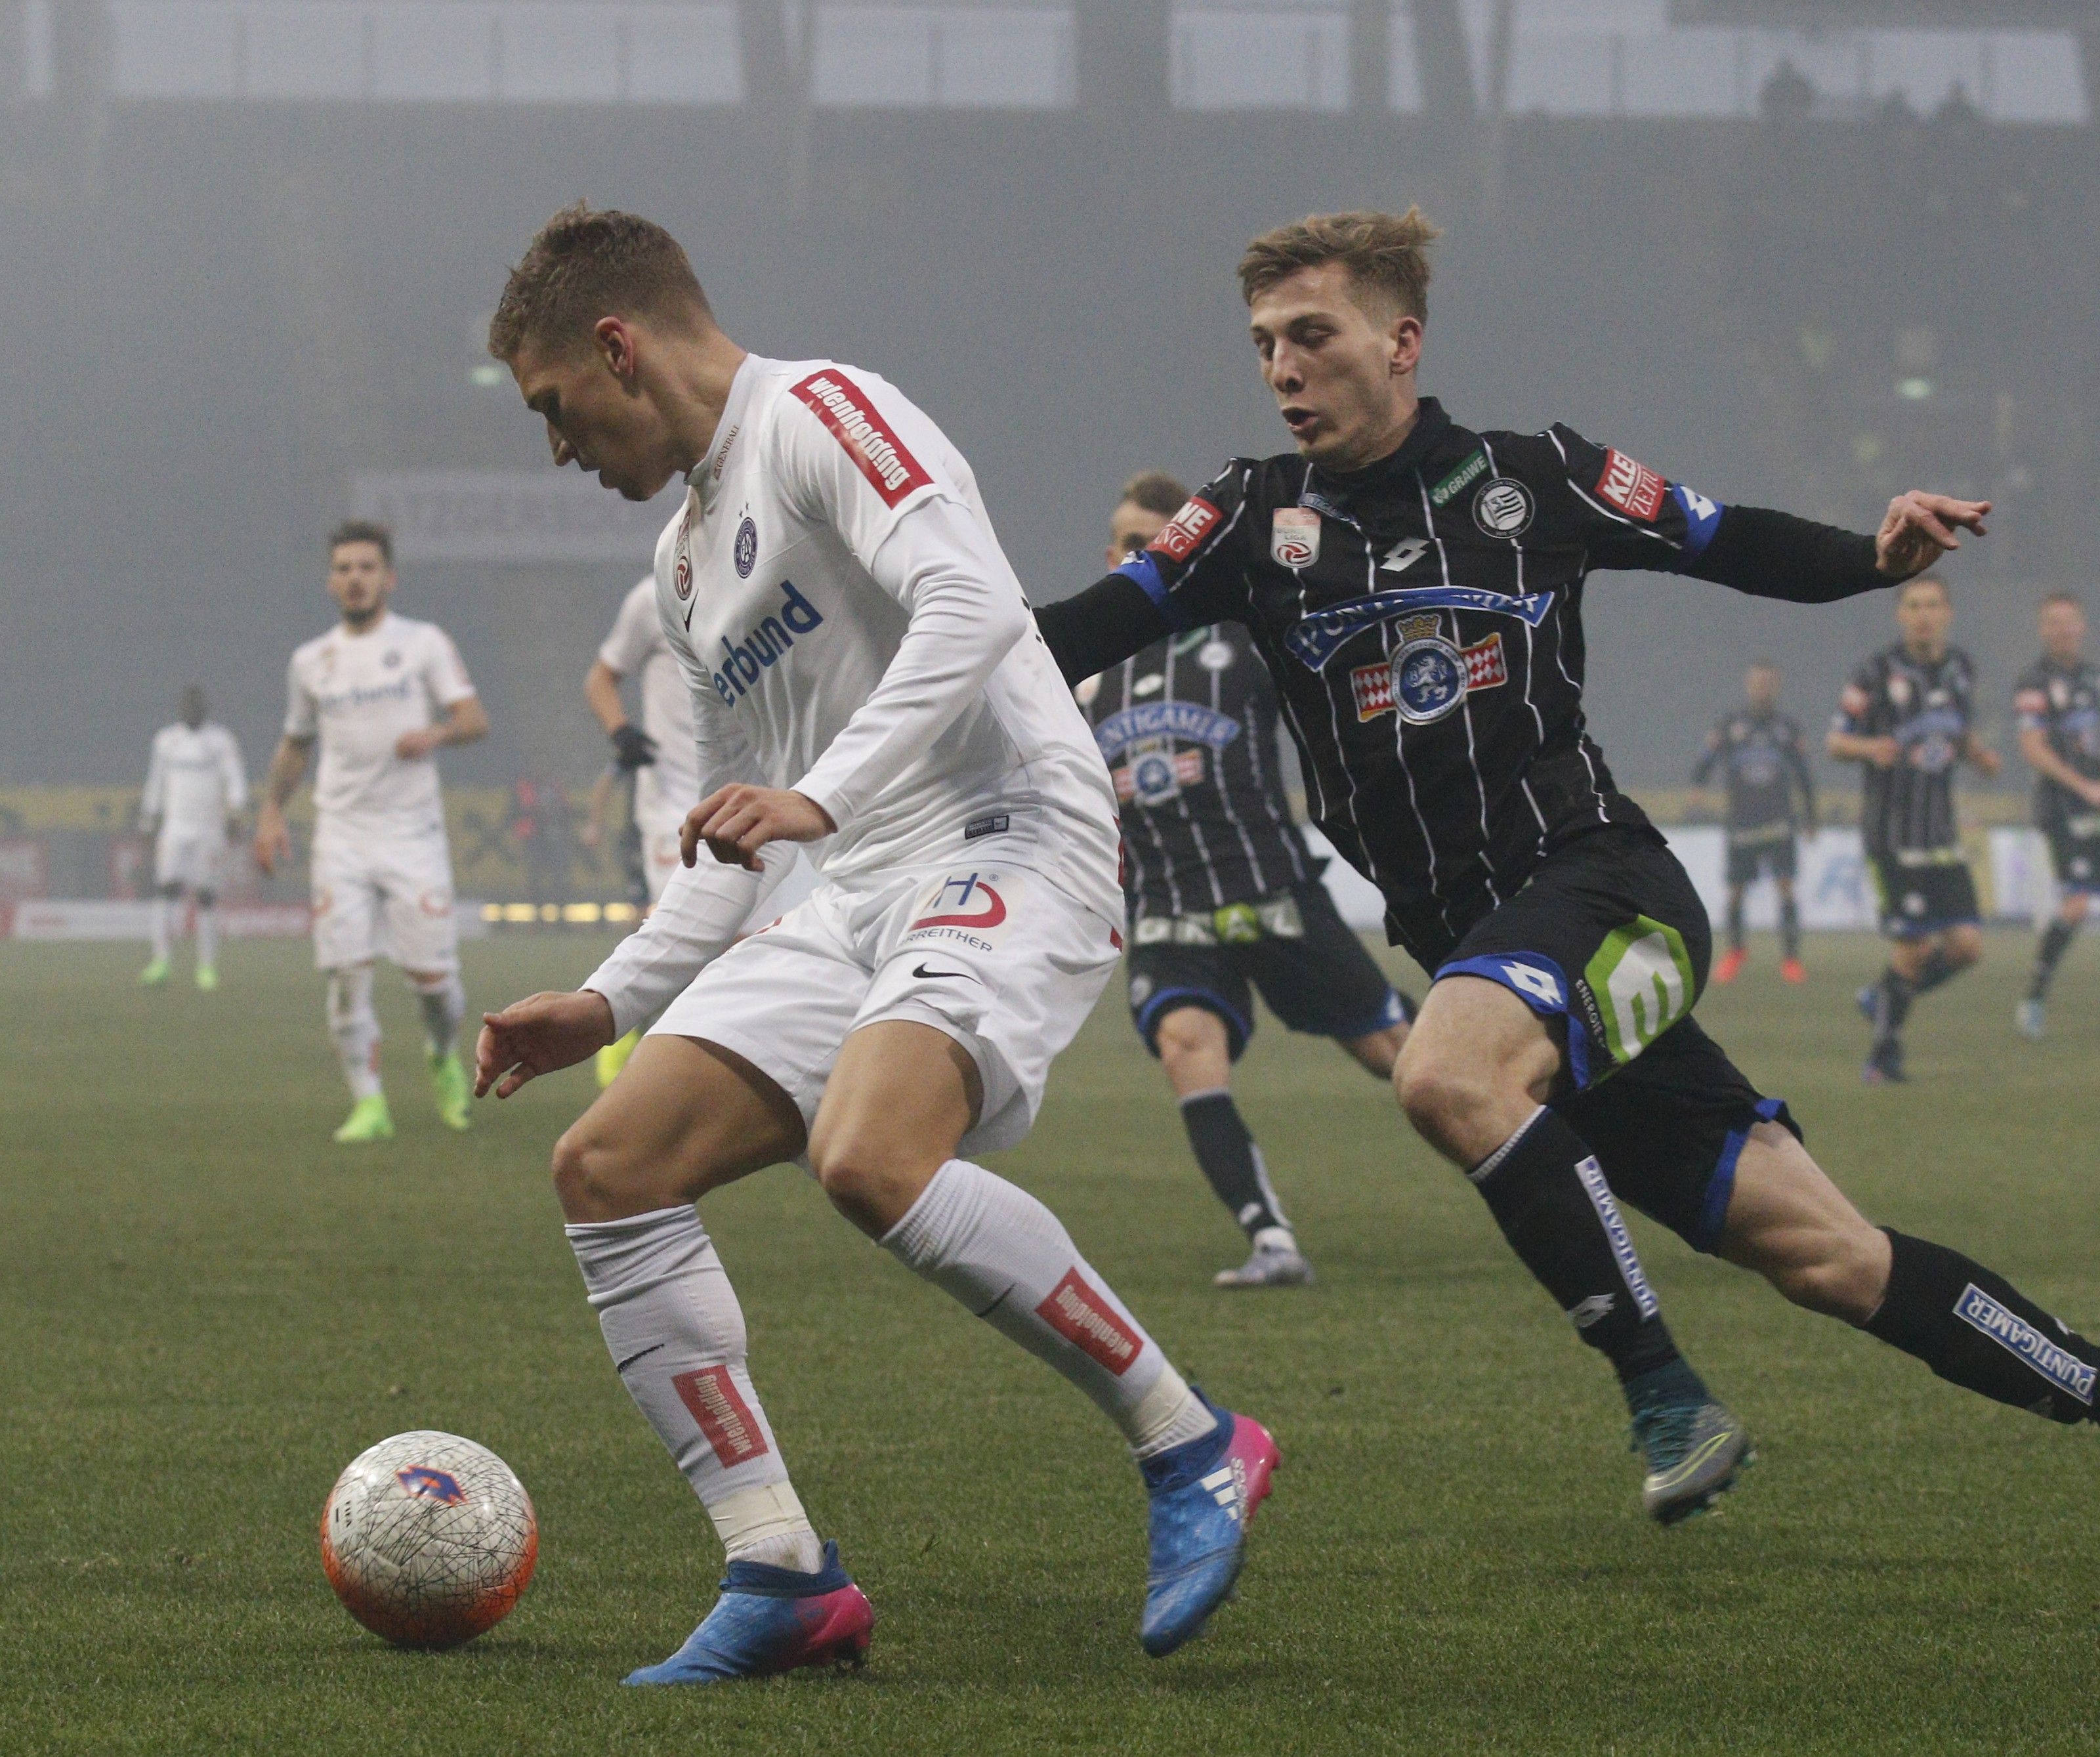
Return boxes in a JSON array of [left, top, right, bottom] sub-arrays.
[[585, 574, 702, 1085], [475, 205, 1277, 1683], [138, 685, 247, 991], [254, 522, 490, 1144]]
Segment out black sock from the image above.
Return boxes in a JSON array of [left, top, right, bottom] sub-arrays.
[[1912, 948, 1964, 996], [1469, 1108, 1692, 1394], [2030, 919, 2078, 1002], [1725, 891, 1745, 954], [1779, 896, 1801, 960], [1872, 969, 1916, 1046], [1179, 1090, 1286, 1239], [1866, 1230, 2098, 1425]]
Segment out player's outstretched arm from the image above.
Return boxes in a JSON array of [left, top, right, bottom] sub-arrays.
[[1034, 572, 1173, 687], [475, 990, 617, 1099], [1683, 491, 1988, 604]]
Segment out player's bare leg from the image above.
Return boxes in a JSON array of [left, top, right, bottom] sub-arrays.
[[810, 1019, 1276, 1655], [1396, 977, 1750, 1523], [1148, 1006, 1312, 1288], [550, 1032, 869, 1683], [1721, 1127, 2100, 1425], [2021, 890, 2089, 1039]]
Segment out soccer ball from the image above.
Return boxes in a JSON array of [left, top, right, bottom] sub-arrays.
[[320, 1431, 537, 1650]]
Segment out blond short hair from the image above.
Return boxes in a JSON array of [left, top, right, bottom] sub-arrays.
[[1238, 207, 1440, 321]]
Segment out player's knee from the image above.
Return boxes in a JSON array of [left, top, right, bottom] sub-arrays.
[[1394, 1035, 1500, 1154], [2065, 894, 2091, 925], [550, 1122, 632, 1223], [1944, 927, 1983, 967], [1766, 1225, 1887, 1323], [1154, 1006, 1227, 1072]]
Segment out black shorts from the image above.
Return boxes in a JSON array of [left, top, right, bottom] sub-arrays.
[[2045, 824, 2100, 897], [1725, 832, 1797, 887], [1127, 881, 1406, 1060], [1870, 855, 1980, 939], [1435, 826, 1799, 1254]]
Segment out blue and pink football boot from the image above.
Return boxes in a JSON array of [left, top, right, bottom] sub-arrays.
[[625, 1540, 873, 1685], [1139, 1395, 1280, 1657]]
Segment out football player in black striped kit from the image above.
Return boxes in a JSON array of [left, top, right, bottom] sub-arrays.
[[1038, 209, 2100, 1528], [1829, 576, 1998, 1083], [1080, 471, 1412, 1288], [2012, 593, 2100, 1038]]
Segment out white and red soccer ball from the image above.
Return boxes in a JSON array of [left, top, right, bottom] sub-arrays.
[[320, 1431, 537, 1650]]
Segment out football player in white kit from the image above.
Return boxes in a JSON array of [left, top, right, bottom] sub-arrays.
[[585, 574, 701, 1084], [138, 685, 247, 990], [254, 522, 490, 1144], [474, 205, 1277, 1683]]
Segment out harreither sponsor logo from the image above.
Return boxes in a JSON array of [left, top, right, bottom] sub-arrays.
[[711, 580, 826, 705]]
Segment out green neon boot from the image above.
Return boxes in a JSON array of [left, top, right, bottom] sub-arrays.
[[430, 1051, 472, 1132], [333, 1094, 395, 1145]]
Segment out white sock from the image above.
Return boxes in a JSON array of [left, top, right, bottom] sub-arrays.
[[326, 965, 383, 1102], [149, 895, 173, 963], [194, 898, 219, 971], [881, 1160, 1217, 1459], [566, 1204, 822, 1572], [412, 971, 466, 1059]]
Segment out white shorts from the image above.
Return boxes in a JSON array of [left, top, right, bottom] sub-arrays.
[[650, 858, 1121, 1158], [155, 827, 227, 893], [637, 803, 687, 907], [310, 830, 459, 973]]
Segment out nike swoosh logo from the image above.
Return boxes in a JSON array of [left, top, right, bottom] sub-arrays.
[[614, 1342, 666, 1373], [912, 963, 973, 981]]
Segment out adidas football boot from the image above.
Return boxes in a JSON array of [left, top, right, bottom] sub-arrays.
[[1139, 1394, 1279, 1657], [625, 1541, 873, 1685]]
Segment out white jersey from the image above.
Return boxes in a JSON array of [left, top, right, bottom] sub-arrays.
[[143, 722, 247, 832], [587, 352, 1118, 1024], [284, 612, 476, 841], [598, 576, 701, 823]]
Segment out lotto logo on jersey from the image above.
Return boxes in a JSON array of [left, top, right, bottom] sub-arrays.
[[791, 371, 933, 507], [672, 1366, 772, 1466], [1596, 449, 1666, 522], [1036, 1269, 1143, 1376], [1148, 497, 1221, 563]]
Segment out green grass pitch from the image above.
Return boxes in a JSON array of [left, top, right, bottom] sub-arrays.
[[5, 930, 2100, 1754]]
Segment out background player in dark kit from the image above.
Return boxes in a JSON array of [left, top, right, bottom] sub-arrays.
[[1692, 662, 1817, 984], [1829, 578, 1998, 1082], [1079, 472, 1412, 1288], [1038, 208, 2100, 1527], [2012, 593, 2100, 1038]]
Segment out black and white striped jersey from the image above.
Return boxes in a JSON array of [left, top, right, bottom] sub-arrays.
[[1078, 622, 1315, 921], [1091, 398, 1730, 967], [1836, 644, 1977, 858], [2013, 656, 2100, 833], [1691, 711, 1816, 839]]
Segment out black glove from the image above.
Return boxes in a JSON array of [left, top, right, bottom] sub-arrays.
[[610, 723, 658, 771]]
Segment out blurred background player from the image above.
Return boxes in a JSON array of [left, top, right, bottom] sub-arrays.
[[1830, 577, 1999, 1084], [254, 521, 489, 1143], [585, 573, 702, 1085], [1691, 662, 1817, 984], [137, 684, 247, 991], [2012, 593, 2100, 1038], [1077, 470, 1411, 1288]]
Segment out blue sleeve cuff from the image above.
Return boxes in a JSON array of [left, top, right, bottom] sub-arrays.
[[1114, 551, 1192, 631], [1671, 483, 1725, 558]]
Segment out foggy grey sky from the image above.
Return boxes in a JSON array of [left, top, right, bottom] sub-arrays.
[[3, 2, 2095, 796]]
